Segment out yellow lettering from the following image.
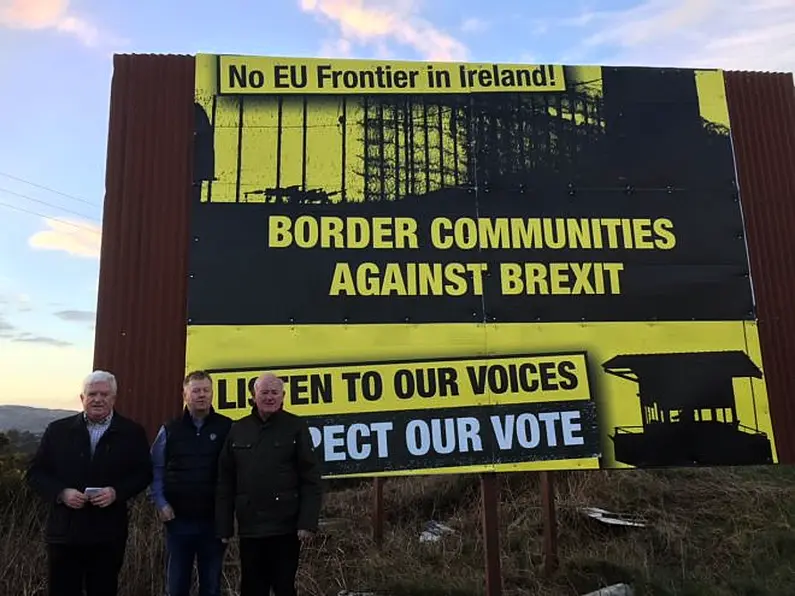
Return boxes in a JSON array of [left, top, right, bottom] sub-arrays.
[[467, 263, 488, 295], [268, 215, 292, 248], [328, 263, 355, 295], [320, 217, 344, 248], [633, 218, 654, 249], [604, 263, 624, 293], [654, 218, 676, 249], [454, 218, 477, 250], [510, 218, 543, 249], [524, 263, 549, 294], [294, 215, 319, 248], [549, 263, 570, 294], [478, 218, 510, 249], [430, 218, 454, 249], [621, 218, 634, 249], [394, 218, 419, 249], [602, 219, 621, 249], [381, 263, 408, 295], [356, 262, 380, 295], [566, 219, 592, 249], [500, 263, 523, 295], [347, 217, 370, 249], [371, 217, 393, 248], [499, 262, 624, 296]]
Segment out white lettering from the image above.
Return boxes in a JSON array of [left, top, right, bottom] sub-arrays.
[[406, 420, 431, 456]]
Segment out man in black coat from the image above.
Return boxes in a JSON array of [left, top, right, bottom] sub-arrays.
[[26, 370, 152, 596], [149, 370, 232, 596], [216, 372, 323, 596]]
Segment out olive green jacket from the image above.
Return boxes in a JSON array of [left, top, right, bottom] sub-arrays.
[[215, 407, 322, 539]]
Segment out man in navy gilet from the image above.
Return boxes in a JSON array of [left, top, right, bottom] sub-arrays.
[[150, 370, 232, 596]]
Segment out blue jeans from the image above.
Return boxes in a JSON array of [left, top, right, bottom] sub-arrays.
[[165, 517, 226, 596]]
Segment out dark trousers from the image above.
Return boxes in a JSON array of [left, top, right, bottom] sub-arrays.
[[165, 518, 227, 596], [47, 541, 126, 596], [239, 534, 300, 596]]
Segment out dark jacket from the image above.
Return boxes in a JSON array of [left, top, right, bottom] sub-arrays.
[[163, 408, 232, 520], [26, 411, 152, 545], [216, 407, 322, 539]]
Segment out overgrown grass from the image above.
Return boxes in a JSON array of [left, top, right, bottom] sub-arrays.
[[1, 463, 794, 595]]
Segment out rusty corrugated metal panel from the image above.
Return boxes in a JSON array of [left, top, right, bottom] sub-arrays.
[[725, 70, 795, 464], [94, 54, 195, 440]]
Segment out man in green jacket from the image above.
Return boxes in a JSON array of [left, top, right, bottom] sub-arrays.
[[216, 372, 322, 596]]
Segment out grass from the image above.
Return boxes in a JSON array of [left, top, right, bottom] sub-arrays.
[[1, 463, 795, 595]]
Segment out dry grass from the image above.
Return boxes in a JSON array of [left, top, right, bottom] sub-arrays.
[[2, 465, 795, 595]]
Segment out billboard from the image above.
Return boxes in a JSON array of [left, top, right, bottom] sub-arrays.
[[188, 54, 779, 477]]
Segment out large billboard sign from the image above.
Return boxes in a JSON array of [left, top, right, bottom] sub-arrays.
[[188, 54, 778, 477]]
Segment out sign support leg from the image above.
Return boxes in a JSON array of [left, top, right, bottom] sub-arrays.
[[540, 471, 559, 576], [480, 472, 502, 596], [372, 477, 385, 547]]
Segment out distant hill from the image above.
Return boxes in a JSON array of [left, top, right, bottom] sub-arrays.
[[0, 405, 79, 434]]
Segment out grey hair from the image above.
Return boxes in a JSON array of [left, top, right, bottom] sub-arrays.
[[82, 370, 118, 396], [252, 372, 284, 392]]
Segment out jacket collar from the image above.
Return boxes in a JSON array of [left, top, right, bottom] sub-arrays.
[[249, 404, 284, 424], [182, 406, 216, 426], [70, 410, 120, 432]]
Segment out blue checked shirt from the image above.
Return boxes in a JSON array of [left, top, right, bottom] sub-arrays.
[[84, 411, 113, 455]]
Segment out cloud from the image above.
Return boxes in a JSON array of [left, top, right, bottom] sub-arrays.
[[12, 333, 73, 348], [0, 0, 113, 47], [460, 17, 487, 34], [0, 315, 72, 348], [0, 314, 14, 337], [54, 309, 95, 323], [28, 218, 102, 259], [0, 292, 32, 313], [299, 0, 468, 61], [550, 0, 795, 72]]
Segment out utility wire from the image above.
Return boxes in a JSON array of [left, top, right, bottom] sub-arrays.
[[0, 186, 99, 224], [0, 171, 97, 207], [0, 200, 101, 234]]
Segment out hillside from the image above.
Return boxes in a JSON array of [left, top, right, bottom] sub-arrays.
[[0, 405, 78, 434]]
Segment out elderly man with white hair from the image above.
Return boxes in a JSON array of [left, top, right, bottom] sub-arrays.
[[26, 370, 152, 596]]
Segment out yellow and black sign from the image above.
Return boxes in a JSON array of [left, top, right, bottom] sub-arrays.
[[218, 55, 566, 95], [188, 53, 779, 478]]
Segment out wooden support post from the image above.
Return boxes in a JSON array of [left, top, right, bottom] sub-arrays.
[[480, 472, 502, 596], [372, 477, 385, 547], [540, 471, 559, 576]]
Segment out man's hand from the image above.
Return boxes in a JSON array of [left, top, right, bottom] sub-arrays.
[[159, 504, 175, 522], [89, 487, 117, 508], [297, 529, 314, 543], [60, 489, 88, 509]]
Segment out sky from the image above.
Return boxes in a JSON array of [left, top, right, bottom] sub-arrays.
[[0, 0, 793, 410]]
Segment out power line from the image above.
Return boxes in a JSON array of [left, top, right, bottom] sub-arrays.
[[0, 171, 97, 207], [0, 200, 101, 234], [0, 186, 99, 224]]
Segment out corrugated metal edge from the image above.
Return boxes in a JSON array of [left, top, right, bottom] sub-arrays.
[[93, 54, 195, 440], [725, 71, 795, 464]]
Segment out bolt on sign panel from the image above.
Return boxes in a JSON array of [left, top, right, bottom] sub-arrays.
[[186, 54, 778, 477]]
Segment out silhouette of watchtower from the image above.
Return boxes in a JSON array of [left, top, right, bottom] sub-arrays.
[[603, 351, 773, 467]]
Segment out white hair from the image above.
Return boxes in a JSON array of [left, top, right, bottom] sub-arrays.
[[82, 370, 118, 396]]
